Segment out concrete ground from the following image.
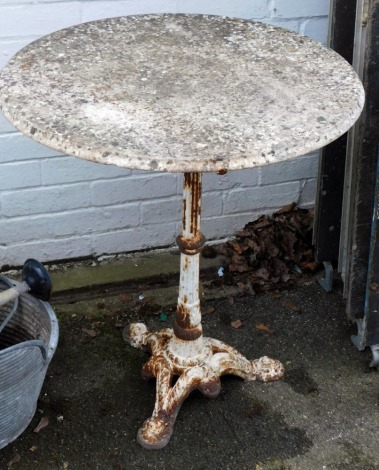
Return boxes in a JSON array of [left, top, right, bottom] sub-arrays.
[[0, 252, 378, 469]]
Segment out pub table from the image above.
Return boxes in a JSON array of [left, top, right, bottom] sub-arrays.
[[0, 14, 364, 449]]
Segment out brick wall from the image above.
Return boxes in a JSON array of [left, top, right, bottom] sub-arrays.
[[0, 0, 330, 266]]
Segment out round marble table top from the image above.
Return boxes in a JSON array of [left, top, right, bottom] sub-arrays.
[[0, 14, 364, 173]]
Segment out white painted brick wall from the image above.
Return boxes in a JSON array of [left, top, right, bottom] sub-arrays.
[[0, 0, 330, 266]]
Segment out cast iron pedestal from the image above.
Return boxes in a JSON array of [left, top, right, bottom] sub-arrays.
[[128, 172, 284, 449]]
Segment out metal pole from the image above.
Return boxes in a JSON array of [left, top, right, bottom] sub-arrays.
[[170, 172, 205, 359]]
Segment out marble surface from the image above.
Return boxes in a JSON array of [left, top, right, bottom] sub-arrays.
[[0, 14, 364, 173]]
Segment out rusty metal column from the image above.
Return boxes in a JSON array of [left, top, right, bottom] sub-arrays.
[[170, 172, 205, 359]]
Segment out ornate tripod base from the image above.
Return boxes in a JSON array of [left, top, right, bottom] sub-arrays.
[[127, 172, 284, 449], [128, 323, 284, 449]]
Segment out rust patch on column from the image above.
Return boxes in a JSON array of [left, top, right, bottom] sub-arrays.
[[182, 198, 186, 232], [173, 319, 202, 341], [184, 172, 201, 235], [176, 232, 205, 255], [175, 303, 191, 328]]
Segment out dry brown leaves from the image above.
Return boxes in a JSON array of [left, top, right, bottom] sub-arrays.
[[81, 327, 97, 338], [231, 319, 243, 329], [204, 306, 216, 315], [33, 416, 49, 433], [205, 203, 318, 293], [282, 300, 301, 312], [255, 323, 274, 334], [6, 454, 21, 468]]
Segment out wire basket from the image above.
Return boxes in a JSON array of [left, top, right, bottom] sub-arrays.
[[0, 276, 59, 449]]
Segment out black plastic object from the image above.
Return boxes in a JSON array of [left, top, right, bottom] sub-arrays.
[[22, 259, 52, 301]]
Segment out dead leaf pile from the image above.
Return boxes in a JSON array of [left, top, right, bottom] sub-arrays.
[[205, 203, 318, 293]]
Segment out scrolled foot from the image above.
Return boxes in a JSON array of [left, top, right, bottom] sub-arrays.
[[128, 323, 148, 349], [137, 416, 174, 450], [251, 356, 285, 382], [198, 378, 221, 398]]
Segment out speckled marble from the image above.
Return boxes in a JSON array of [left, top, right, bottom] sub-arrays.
[[0, 14, 364, 173]]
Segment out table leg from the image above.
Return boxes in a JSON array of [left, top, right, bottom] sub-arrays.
[[128, 172, 284, 449]]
